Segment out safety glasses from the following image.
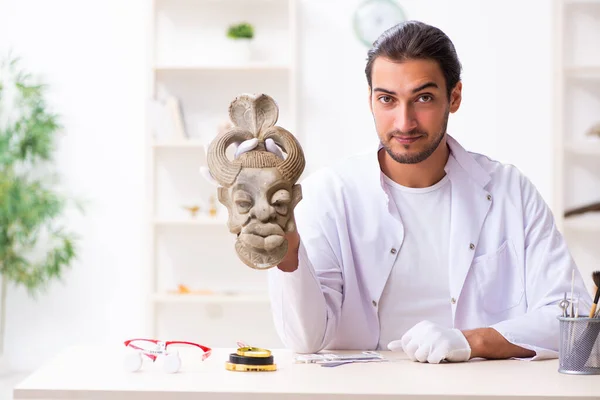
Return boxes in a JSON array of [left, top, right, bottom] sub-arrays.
[[123, 338, 212, 373]]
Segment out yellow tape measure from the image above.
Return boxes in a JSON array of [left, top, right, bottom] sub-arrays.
[[236, 346, 272, 358], [225, 362, 277, 372]]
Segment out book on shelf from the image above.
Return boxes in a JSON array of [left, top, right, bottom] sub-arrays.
[[148, 95, 188, 141]]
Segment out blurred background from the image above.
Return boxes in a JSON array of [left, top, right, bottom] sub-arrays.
[[0, 0, 598, 394]]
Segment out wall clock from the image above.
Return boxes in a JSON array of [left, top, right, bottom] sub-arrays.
[[353, 0, 407, 47]]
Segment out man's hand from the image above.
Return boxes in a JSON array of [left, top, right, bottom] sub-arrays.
[[388, 320, 471, 363], [276, 230, 300, 273]]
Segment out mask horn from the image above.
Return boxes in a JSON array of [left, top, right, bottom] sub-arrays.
[[262, 126, 305, 184], [207, 128, 254, 187]]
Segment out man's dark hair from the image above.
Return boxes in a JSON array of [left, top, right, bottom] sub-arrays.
[[365, 20, 462, 99]]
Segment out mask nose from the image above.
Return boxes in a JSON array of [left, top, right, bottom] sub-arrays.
[[252, 199, 275, 223]]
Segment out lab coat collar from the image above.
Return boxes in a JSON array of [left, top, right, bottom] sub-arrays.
[[445, 135, 491, 188]]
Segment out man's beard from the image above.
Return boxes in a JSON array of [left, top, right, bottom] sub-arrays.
[[382, 111, 449, 165]]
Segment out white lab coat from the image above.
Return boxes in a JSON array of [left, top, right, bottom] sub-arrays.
[[268, 134, 592, 360]]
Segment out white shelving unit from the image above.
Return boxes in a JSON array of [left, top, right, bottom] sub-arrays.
[[554, 0, 600, 296], [564, 213, 600, 232], [153, 293, 270, 304], [152, 139, 205, 149], [154, 63, 291, 72], [153, 216, 228, 226], [564, 140, 600, 156], [144, 0, 297, 348]]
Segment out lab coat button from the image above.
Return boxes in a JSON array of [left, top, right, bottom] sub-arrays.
[[372, 300, 377, 307], [390, 248, 397, 254], [451, 297, 457, 304], [487, 194, 492, 201], [469, 243, 475, 250]]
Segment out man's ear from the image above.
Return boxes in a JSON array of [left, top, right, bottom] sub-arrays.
[[449, 81, 462, 113], [368, 86, 373, 113]]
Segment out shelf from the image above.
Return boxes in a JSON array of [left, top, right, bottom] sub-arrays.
[[565, 66, 600, 81], [152, 140, 205, 149], [155, 0, 285, 5], [565, 0, 600, 4], [153, 293, 270, 304], [154, 63, 291, 73], [148, 0, 297, 337], [564, 213, 600, 232], [154, 217, 227, 226], [564, 140, 600, 156]]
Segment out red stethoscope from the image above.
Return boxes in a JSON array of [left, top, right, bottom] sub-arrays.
[[124, 338, 212, 373]]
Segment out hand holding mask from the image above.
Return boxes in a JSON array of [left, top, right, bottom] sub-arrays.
[[206, 93, 305, 270]]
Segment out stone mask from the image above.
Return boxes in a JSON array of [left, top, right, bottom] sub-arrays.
[[206, 93, 305, 269]]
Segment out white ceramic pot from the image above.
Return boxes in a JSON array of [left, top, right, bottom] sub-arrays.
[[227, 38, 252, 64]]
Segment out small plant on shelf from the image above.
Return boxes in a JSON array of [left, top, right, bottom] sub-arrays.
[[227, 22, 254, 40], [225, 22, 255, 62]]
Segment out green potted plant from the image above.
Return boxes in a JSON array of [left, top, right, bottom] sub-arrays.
[[0, 54, 82, 355], [226, 22, 255, 62], [227, 22, 254, 40]]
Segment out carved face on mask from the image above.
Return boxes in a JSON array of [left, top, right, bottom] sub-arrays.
[[206, 94, 305, 269]]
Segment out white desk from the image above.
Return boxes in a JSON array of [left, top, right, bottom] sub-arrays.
[[13, 345, 600, 399]]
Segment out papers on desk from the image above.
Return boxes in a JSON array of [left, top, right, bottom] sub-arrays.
[[294, 351, 387, 367]]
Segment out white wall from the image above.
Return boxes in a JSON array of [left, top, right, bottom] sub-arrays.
[[0, 0, 149, 371], [300, 0, 554, 204], [0, 0, 555, 371]]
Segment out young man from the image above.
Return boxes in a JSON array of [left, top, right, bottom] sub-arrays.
[[238, 21, 591, 363]]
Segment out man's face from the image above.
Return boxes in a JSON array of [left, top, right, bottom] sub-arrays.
[[369, 57, 461, 164], [218, 167, 301, 268]]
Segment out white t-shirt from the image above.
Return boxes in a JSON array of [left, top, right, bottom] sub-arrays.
[[377, 171, 453, 350]]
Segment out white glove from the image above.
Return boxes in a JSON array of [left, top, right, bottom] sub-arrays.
[[388, 320, 471, 364], [199, 138, 283, 186]]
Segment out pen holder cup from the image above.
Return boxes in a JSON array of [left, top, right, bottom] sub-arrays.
[[558, 316, 600, 375]]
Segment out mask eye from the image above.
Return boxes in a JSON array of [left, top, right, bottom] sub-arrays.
[[233, 191, 253, 214], [271, 189, 291, 216], [235, 200, 251, 213], [273, 202, 288, 216]]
